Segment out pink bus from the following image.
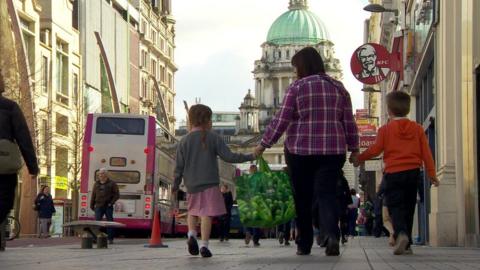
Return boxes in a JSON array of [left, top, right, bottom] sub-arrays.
[[78, 113, 175, 234]]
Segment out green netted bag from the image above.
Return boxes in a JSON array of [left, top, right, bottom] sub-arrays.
[[236, 157, 296, 228]]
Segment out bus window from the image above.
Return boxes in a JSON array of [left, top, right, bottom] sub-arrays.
[[159, 181, 171, 201], [95, 170, 141, 184], [96, 117, 145, 135]]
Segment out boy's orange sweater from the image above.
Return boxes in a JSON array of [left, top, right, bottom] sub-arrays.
[[358, 118, 436, 178]]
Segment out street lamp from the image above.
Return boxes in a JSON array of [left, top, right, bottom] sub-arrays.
[[363, 3, 399, 16], [361, 87, 381, 93]]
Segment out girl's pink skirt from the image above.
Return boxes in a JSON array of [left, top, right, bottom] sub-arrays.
[[187, 186, 226, 217]]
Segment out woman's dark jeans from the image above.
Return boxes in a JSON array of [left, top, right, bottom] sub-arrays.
[[285, 149, 345, 252]]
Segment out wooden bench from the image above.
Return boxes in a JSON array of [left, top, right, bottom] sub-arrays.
[[63, 220, 126, 247]]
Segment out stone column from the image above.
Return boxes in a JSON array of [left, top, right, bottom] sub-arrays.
[[460, 0, 480, 246], [279, 77, 283, 103], [429, 0, 461, 247]]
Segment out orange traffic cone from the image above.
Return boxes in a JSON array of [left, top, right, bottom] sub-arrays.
[[144, 208, 168, 248]]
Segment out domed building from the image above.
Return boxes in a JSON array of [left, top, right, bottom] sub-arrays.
[[252, 0, 343, 131], [233, 0, 354, 177]]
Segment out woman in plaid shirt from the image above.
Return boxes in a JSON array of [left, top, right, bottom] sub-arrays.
[[255, 47, 359, 256]]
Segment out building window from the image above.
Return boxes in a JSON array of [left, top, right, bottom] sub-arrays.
[[416, 62, 435, 124], [56, 113, 69, 136], [151, 59, 157, 78], [42, 56, 48, 94], [20, 18, 35, 76], [160, 38, 165, 52], [141, 77, 148, 98], [141, 20, 147, 34], [56, 40, 69, 105], [151, 85, 156, 104], [141, 50, 148, 68], [151, 30, 157, 45], [40, 28, 50, 46], [286, 50, 290, 59], [278, 51, 282, 59], [160, 66, 165, 83], [167, 73, 172, 89], [72, 73, 79, 106], [168, 46, 172, 58]]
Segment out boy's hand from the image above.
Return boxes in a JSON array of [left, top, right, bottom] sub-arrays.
[[349, 151, 359, 164], [429, 176, 440, 187]]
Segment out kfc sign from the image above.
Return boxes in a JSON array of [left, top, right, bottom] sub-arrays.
[[351, 43, 391, 85]]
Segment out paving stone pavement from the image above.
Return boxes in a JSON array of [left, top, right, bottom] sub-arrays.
[[1, 237, 479, 270]]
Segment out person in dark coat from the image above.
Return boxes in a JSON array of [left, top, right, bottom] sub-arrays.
[[337, 173, 353, 244], [314, 171, 352, 247], [35, 186, 56, 238], [219, 184, 233, 241], [0, 70, 39, 251]]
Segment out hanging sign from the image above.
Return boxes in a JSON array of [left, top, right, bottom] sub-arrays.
[[351, 43, 391, 84]]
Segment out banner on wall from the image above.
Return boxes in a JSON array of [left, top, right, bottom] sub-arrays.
[[54, 176, 68, 190]]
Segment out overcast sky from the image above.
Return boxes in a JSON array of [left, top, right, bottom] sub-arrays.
[[172, 0, 371, 125]]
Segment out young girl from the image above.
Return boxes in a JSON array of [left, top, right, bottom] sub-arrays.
[[173, 104, 256, 258]]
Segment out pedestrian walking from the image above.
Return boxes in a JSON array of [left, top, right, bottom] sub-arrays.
[[173, 104, 256, 258], [255, 47, 359, 256], [373, 177, 394, 245], [337, 173, 352, 245], [90, 168, 119, 244], [0, 70, 39, 251], [244, 164, 262, 247], [277, 221, 291, 246], [314, 172, 351, 247], [353, 91, 439, 255], [219, 184, 233, 242], [347, 189, 360, 238], [244, 227, 262, 247], [34, 186, 56, 238], [277, 166, 291, 246]]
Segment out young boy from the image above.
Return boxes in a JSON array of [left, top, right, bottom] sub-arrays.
[[352, 91, 439, 255]]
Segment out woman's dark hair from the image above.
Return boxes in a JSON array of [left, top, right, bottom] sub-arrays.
[[41, 185, 49, 194], [188, 104, 212, 149], [350, 189, 357, 196], [291, 47, 326, 79]]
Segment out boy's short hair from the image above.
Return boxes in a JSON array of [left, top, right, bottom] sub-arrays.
[[386, 91, 411, 117]]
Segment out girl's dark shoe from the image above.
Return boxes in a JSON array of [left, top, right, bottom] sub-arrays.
[[200, 247, 212, 258], [341, 237, 348, 245], [187, 236, 199, 255]]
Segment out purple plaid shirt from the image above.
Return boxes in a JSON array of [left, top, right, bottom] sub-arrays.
[[261, 73, 359, 155]]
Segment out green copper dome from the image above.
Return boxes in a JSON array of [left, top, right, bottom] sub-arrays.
[[266, 8, 330, 45]]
